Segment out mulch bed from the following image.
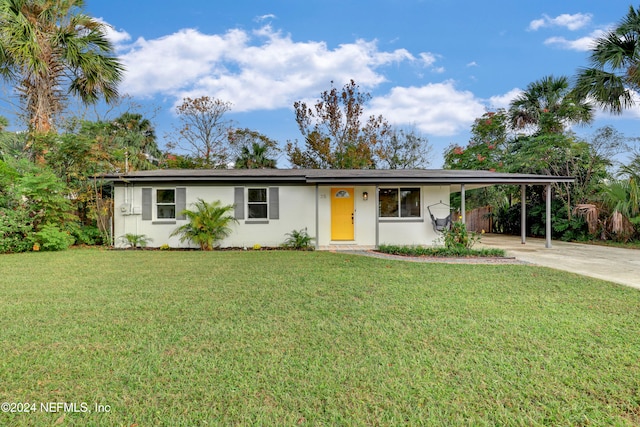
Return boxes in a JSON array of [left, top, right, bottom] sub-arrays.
[[359, 250, 526, 264]]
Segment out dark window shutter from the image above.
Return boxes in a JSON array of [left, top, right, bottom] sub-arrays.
[[176, 187, 186, 220], [234, 187, 244, 220], [269, 187, 279, 220], [141, 188, 152, 220]]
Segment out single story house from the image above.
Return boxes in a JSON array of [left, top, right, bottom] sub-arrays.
[[102, 169, 573, 250]]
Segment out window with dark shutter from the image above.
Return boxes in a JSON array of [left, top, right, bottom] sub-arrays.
[[269, 187, 279, 220], [234, 187, 245, 220], [176, 187, 186, 220], [142, 188, 152, 221]]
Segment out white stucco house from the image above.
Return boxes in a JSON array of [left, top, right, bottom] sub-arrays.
[[102, 169, 573, 249]]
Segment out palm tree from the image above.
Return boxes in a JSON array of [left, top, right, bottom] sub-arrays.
[[599, 179, 639, 241], [234, 142, 277, 169], [0, 0, 124, 135], [170, 199, 237, 250], [110, 113, 161, 170], [574, 6, 640, 114], [509, 75, 593, 134]]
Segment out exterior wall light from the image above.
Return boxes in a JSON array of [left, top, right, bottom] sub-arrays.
[[362, 191, 368, 201]]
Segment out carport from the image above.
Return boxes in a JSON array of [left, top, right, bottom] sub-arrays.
[[448, 171, 574, 248]]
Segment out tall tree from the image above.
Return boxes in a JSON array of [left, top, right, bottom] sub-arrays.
[[574, 5, 640, 114], [0, 0, 124, 135], [444, 110, 509, 172], [228, 128, 279, 169], [375, 126, 432, 169], [109, 112, 161, 169], [169, 96, 233, 168], [235, 143, 277, 169], [509, 75, 593, 134], [286, 80, 390, 169]]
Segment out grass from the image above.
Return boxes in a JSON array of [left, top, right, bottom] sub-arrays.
[[581, 239, 640, 250], [1, 249, 639, 426]]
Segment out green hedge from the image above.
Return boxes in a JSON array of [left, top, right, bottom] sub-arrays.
[[378, 244, 505, 258]]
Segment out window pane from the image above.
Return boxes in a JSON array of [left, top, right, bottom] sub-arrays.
[[157, 205, 175, 219], [157, 189, 175, 203], [248, 188, 267, 203], [248, 204, 268, 219], [400, 188, 420, 217], [379, 188, 399, 217]]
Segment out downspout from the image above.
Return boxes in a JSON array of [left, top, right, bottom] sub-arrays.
[[521, 185, 526, 244], [460, 184, 466, 224], [111, 181, 115, 246], [133, 182, 138, 239]]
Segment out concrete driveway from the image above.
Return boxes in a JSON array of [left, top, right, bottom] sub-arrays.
[[478, 234, 640, 290]]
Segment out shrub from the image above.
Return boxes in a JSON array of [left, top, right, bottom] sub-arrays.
[[35, 224, 75, 251], [282, 228, 315, 250], [15, 166, 76, 229], [441, 219, 481, 250], [120, 233, 152, 249], [67, 223, 104, 245], [378, 244, 505, 258], [0, 207, 35, 253]]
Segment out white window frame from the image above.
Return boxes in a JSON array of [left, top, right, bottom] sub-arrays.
[[247, 188, 268, 219], [156, 188, 176, 219]]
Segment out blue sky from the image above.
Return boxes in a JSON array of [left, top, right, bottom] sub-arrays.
[[14, 1, 640, 167]]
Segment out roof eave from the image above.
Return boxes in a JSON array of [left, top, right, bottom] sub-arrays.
[[306, 177, 575, 185]]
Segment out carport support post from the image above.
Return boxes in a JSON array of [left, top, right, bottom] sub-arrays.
[[460, 184, 466, 224], [521, 185, 526, 244], [315, 184, 320, 250], [375, 185, 379, 248], [546, 184, 552, 248]]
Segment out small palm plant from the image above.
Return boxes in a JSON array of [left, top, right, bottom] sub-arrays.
[[121, 233, 152, 249], [282, 228, 315, 250], [170, 199, 237, 250]]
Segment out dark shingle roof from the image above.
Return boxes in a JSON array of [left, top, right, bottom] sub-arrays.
[[101, 168, 573, 186]]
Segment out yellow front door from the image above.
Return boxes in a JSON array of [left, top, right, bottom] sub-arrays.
[[331, 188, 354, 240]]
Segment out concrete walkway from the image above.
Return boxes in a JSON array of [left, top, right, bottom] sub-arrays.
[[477, 234, 640, 290]]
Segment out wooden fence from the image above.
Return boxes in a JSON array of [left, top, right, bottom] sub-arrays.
[[457, 206, 493, 233]]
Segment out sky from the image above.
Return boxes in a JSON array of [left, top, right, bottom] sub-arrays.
[[8, 0, 640, 168]]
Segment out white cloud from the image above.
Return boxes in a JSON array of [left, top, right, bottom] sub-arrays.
[[418, 52, 445, 72], [529, 13, 592, 31], [255, 14, 276, 22], [543, 29, 605, 51], [96, 18, 131, 45], [488, 88, 523, 110], [419, 52, 437, 67], [368, 81, 486, 136], [117, 25, 415, 112], [118, 28, 250, 97], [529, 18, 547, 31], [466, 61, 478, 67]]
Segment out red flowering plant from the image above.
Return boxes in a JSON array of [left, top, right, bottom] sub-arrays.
[[443, 110, 508, 172]]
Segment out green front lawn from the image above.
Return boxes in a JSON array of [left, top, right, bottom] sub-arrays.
[[1, 249, 639, 426]]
